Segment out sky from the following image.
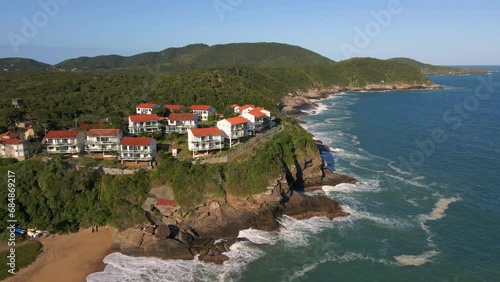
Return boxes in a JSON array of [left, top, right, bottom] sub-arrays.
[[1, 0, 499, 65]]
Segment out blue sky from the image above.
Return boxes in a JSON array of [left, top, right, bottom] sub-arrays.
[[1, 0, 499, 65]]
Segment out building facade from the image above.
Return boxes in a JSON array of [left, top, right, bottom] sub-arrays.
[[128, 114, 163, 135], [118, 137, 157, 163], [165, 113, 199, 134], [43, 130, 85, 154], [216, 116, 251, 147], [187, 127, 225, 155], [190, 105, 217, 121], [136, 103, 160, 115], [85, 129, 123, 153]]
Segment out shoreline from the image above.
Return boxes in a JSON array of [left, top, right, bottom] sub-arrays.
[[5, 227, 112, 282], [281, 83, 441, 117]]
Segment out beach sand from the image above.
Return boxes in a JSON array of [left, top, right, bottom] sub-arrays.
[[5, 226, 112, 282]]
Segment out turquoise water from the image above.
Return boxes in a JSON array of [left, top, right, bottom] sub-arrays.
[[88, 68, 500, 282]]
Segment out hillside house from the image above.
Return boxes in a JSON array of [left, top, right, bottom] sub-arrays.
[[165, 113, 199, 134], [216, 116, 251, 148], [242, 109, 269, 133], [136, 103, 160, 115], [128, 114, 163, 135], [190, 105, 217, 121], [85, 129, 123, 154], [187, 127, 225, 155], [43, 130, 85, 154], [233, 104, 255, 114], [0, 132, 29, 160], [164, 104, 186, 113], [118, 137, 157, 163]]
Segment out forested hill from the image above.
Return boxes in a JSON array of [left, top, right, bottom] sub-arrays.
[[55, 43, 335, 71], [0, 57, 53, 71], [388, 57, 491, 75]]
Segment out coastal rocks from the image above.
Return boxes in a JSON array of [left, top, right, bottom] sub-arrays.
[[281, 191, 349, 220]]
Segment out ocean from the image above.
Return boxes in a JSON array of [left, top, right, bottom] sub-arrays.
[[88, 67, 500, 282]]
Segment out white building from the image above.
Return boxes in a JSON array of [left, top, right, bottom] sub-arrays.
[[43, 130, 85, 154], [190, 105, 217, 121], [128, 114, 163, 135], [118, 137, 157, 163], [0, 132, 29, 161], [136, 103, 160, 115], [85, 129, 123, 154], [165, 113, 199, 134], [187, 127, 225, 156], [216, 116, 251, 148]]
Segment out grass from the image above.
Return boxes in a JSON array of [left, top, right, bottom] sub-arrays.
[[0, 240, 42, 280]]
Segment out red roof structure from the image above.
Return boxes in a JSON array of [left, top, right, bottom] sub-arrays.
[[225, 116, 250, 125], [190, 127, 222, 137], [190, 105, 212, 111], [129, 114, 163, 122], [137, 103, 158, 109], [0, 139, 24, 145], [156, 198, 177, 207], [164, 104, 185, 111], [248, 109, 266, 118], [86, 129, 121, 137], [230, 104, 239, 108], [167, 113, 197, 121], [119, 137, 153, 146], [238, 105, 255, 112], [44, 130, 80, 139], [0, 132, 20, 139]]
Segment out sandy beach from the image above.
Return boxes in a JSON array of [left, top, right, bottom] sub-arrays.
[[5, 227, 112, 282]]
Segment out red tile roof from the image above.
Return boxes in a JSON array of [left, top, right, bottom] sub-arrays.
[[164, 104, 185, 111], [167, 113, 197, 121], [156, 198, 177, 206], [238, 105, 255, 112], [190, 127, 222, 137], [119, 137, 153, 146], [225, 116, 250, 125], [190, 105, 212, 111], [87, 129, 121, 137], [137, 103, 158, 109], [0, 139, 24, 145], [0, 132, 20, 139], [248, 109, 266, 118], [44, 130, 81, 139], [230, 104, 239, 108], [129, 114, 163, 122]]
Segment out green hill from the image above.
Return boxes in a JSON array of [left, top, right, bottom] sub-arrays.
[[388, 57, 491, 75], [0, 58, 53, 71], [55, 42, 335, 71]]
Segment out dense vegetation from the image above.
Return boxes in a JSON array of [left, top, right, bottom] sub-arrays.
[[0, 42, 446, 235], [55, 42, 334, 71], [0, 240, 42, 280], [389, 57, 491, 75], [0, 57, 53, 71], [152, 118, 318, 208], [0, 159, 150, 235]]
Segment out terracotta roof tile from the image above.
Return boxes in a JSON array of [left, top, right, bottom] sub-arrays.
[[225, 116, 250, 125], [86, 129, 121, 137], [190, 105, 212, 111], [190, 127, 222, 137], [119, 137, 153, 146], [164, 104, 185, 111], [129, 114, 163, 122], [44, 130, 81, 139], [167, 113, 197, 121], [137, 103, 158, 109]]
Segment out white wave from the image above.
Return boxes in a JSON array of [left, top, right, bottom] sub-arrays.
[[419, 197, 461, 222], [237, 228, 278, 245], [384, 173, 427, 188], [87, 241, 264, 282], [387, 161, 413, 175], [339, 205, 411, 229], [394, 250, 440, 266], [322, 179, 380, 194], [277, 215, 335, 247]]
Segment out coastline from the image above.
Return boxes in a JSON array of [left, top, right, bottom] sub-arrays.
[[5, 227, 112, 282], [281, 83, 441, 117]]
